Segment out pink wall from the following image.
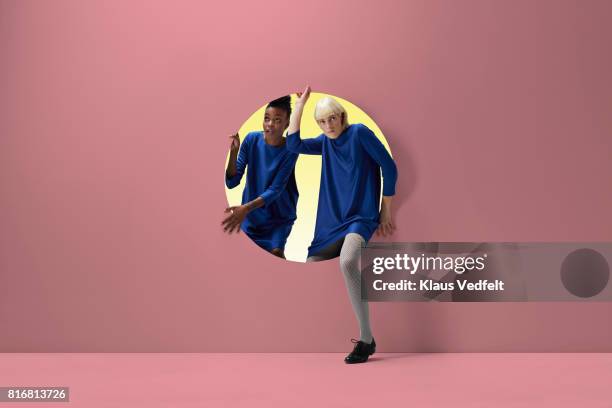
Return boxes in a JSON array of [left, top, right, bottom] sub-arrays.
[[1, 0, 611, 352]]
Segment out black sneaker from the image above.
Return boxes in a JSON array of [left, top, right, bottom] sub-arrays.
[[344, 338, 376, 364]]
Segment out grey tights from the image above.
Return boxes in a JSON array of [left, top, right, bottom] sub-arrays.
[[307, 233, 373, 343]]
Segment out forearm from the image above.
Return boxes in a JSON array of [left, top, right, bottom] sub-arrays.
[[288, 102, 305, 135], [243, 196, 265, 212], [381, 195, 393, 212], [382, 160, 398, 196], [376, 195, 395, 236], [358, 126, 398, 196], [225, 151, 238, 178]]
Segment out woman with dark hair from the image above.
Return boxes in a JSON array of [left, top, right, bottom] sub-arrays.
[[286, 87, 398, 363], [222, 96, 299, 259]]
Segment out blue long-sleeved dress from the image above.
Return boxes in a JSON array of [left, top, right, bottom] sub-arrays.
[[225, 131, 299, 251], [286, 123, 397, 257]]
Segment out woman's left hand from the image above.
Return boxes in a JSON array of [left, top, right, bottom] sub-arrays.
[[376, 205, 395, 237], [222, 205, 248, 234]]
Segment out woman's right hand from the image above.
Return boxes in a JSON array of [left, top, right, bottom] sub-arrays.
[[295, 85, 311, 107], [229, 133, 240, 154]]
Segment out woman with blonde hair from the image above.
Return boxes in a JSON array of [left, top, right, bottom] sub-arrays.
[[286, 86, 398, 363]]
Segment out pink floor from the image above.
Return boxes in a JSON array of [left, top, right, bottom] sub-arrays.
[[1, 353, 611, 407]]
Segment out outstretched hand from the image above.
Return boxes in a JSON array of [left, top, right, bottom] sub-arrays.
[[222, 205, 248, 234], [229, 133, 240, 154], [295, 85, 311, 106]]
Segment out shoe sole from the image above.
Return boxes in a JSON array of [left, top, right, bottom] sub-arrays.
[[344, 348, 376, 364]]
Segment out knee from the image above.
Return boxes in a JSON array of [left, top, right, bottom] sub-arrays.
[[340, 254, 360, 277], [340, 234, 365, 276], [270, 248, 285, 259]]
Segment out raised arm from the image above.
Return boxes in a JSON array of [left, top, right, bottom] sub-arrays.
[[225, 133, 248, 188], [357, 125, 398, 237], [287, 86, 309, 135], [286, 86, 323, 155]]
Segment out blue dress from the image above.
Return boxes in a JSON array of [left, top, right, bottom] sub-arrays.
[[286, 124, 397, 257], [225, 131, 299, 251]]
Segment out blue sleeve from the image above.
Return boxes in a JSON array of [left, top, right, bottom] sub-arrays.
[[357, 124, 398, 196], [259, 153, 298, 207], [225, 133, 250, 188], [286, 130, 324, 155]]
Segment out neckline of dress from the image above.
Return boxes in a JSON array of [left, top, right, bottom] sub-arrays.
[[261, 132, 285, 148]]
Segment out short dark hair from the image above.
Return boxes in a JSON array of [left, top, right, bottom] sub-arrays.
[[266, 95, 292, 118]]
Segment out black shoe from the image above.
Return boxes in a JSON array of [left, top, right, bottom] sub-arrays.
[[344, 338, 376, 364]]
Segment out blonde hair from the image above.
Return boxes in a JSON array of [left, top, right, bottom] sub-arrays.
[[314, 97, 348, 127]]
